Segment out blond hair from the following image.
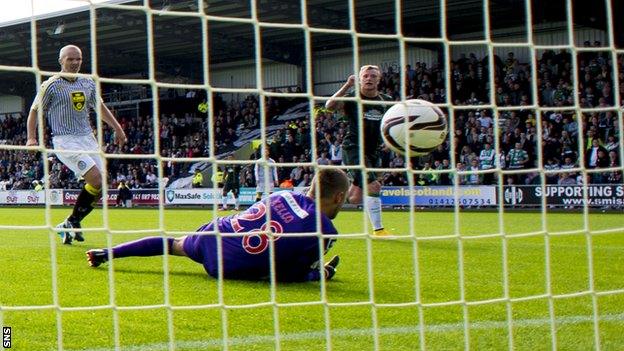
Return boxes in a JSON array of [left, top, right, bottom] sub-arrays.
[[359, 65, 380, 73]]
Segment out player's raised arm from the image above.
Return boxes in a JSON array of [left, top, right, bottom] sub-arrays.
[[325, 75, 356, 111]]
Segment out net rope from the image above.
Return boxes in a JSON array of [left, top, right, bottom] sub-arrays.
[[0, 0, 622, 350]]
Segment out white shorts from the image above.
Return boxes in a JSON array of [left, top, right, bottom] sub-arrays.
[[53, 134, 103, 177], [255, 184, 275, 194]]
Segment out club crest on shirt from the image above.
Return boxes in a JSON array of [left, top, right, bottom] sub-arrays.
[[71, 91, 86, 111]]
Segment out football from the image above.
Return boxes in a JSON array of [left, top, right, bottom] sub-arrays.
[[380, 99, 448, 156]]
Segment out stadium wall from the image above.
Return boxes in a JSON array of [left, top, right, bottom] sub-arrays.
[[0, 95, 25, 114], [450, 23, 608, 62], [209, 60, 299, 90]]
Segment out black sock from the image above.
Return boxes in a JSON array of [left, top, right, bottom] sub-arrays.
[[68, 185, 100, 223]]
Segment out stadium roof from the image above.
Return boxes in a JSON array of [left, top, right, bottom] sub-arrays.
[[0, 0, 619, 96]]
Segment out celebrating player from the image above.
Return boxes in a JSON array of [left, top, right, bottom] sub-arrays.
[[254, 147, 278, 202], [325, 65, 392, 236], [86, 168, 349, 282], [26, 44, 127, 245]]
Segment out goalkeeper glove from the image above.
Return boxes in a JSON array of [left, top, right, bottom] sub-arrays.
[[307, 255, 340, 281]]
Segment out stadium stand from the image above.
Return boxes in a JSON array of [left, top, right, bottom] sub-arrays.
[[1, 50, 621, 191]]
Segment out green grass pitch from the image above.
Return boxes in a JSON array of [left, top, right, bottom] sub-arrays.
[[0, 207, 622, 350]]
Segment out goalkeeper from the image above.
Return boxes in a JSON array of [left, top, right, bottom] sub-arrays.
[[26, 44, 127, 245], [86, 168, 349, 282], [325, 65, 393, 236]]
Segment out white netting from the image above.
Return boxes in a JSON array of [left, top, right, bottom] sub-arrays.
[[0, 0, 623, 350]]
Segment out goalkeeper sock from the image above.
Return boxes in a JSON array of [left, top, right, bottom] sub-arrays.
[[68, 183, 100, 224], [365, 195, 383, 231], [110, 236, 174, 258]]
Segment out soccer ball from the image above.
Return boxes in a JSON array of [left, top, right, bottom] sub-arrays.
[[380, 99, 448, 156]]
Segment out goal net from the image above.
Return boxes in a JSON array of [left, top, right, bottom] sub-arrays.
[[0, 0, 622, 350]]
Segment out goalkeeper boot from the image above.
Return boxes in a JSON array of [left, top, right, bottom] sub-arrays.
[[324, 255, 340, 280], [374, 228, 391, 237], [56, 220, 74, 245], [86, 249, 109, 268]]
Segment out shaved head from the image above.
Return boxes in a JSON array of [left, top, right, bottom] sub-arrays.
[[59, 45, 81, 60], [58, 45, 83, 74]]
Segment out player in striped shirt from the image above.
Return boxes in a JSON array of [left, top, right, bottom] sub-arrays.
[[86, 168, 349, 282], [26, 45, 127, 245]]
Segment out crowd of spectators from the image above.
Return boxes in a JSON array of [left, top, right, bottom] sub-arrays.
[[0, 84, 313, 191], [104, 93, 268, 189], [0, 113, 44, 190], [0, 91, 273, 190], [0, 48, 622, 192]]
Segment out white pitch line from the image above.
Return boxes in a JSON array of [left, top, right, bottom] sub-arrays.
[[65, 312, 624, 351]]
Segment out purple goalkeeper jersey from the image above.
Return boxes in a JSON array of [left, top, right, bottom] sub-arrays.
[[183, 191, 338, 281]]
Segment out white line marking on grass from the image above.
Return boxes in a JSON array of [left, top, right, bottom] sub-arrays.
[[67, 313, 624, 351]]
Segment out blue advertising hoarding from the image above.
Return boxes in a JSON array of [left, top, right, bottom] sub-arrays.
[[380, 186, 497, 206]]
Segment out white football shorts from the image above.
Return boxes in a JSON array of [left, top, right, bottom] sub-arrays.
[[256, 180, 275, 194], [52, 134, 103, 177]]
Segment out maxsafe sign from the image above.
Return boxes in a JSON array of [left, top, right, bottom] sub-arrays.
[[164, 188, 257, 205]]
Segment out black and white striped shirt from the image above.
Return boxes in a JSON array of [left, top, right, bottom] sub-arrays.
[[30, 75, 97, 136]]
